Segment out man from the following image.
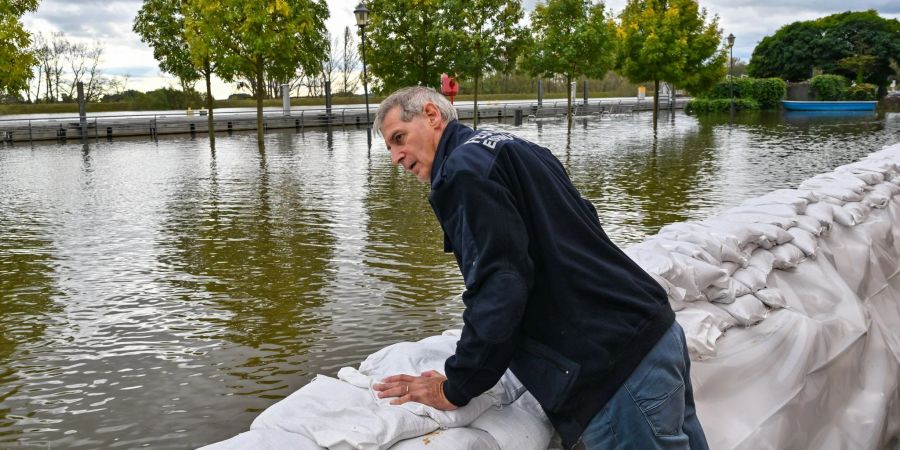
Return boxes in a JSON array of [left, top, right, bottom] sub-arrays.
[[371, 86, 708, 450]]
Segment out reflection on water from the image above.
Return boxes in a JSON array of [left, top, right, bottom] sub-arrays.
[[0, 111, 897, 448]]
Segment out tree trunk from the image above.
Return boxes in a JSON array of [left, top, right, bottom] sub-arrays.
[[255, 57, 265, 148], [205, 60, 215, 149], [473, 70, 480, 130], [566, 74, 573, 129], [653, 79, 660, 122]]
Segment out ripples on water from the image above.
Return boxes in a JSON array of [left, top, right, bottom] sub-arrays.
[[0, 110, 897, 448]]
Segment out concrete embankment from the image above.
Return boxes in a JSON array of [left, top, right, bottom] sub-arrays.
[[0, 98, 687, 144]]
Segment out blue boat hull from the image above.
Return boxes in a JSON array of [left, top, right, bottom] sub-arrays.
[[782, 100, 877, 111]]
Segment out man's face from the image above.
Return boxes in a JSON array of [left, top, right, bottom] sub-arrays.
[[381, 104, 443, 183]]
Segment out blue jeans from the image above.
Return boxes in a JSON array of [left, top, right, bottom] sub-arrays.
[[580, 322, 708, 450]]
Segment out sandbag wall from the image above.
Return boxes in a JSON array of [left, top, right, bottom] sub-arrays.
[[625, 142, 900, 450]]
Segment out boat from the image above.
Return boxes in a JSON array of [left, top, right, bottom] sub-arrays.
[[781, 100, 877, 111]]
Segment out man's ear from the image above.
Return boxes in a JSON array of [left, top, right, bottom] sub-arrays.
[[423, 102, 441, 128]]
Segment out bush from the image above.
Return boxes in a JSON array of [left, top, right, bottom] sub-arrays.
[[845, 83, 877, 101], [810, 74, 849, 100], [706, 78, 785, 109], [685, 98, 760, 114]]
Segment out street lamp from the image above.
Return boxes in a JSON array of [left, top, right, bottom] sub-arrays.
[[727, 33, 735, 115], [355, 2, 371, 147]]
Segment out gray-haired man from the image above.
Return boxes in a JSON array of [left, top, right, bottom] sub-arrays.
[[372, 86, 707, 450]]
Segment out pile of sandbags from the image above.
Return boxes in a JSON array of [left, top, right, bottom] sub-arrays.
[[626, 144, 900, 360]]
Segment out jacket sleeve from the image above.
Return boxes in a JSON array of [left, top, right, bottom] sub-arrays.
[[429, 165, 534, 407]]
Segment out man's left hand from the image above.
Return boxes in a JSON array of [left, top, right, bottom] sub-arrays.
[[373, 370, 458, 410]]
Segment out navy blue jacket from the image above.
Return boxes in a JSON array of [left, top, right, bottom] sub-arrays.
[[430, 121, 675, 449]]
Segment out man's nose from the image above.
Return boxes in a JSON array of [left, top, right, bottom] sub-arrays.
[[390, 150, 403, 166]]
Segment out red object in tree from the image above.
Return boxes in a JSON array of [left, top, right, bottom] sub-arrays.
[[441, 73, 459, 104]]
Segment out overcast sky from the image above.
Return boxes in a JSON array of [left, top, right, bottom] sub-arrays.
[[21, 0, 900, 98]]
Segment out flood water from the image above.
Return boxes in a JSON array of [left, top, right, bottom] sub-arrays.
[[1, 110, 899, 448]]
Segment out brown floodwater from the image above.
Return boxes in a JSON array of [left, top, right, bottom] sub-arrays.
[[0, 109, 898, 448]]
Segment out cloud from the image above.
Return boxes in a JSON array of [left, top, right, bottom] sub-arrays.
[[19, 0, 900, 97]]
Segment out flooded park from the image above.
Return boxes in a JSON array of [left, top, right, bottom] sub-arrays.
[[1, 109, 899, 448]]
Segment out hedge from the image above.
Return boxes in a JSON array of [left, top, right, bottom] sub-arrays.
[[704, 77, 786, 109], [810, 75, 850, 101], [685, 98, 760, 113], [845, 83, 877, 101]]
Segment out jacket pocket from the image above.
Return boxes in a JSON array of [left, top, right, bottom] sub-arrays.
[[510, 337, 580, 413]]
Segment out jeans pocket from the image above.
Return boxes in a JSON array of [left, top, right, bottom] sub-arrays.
[[629, 381, 686, 437], [624, 325, 687, 437]]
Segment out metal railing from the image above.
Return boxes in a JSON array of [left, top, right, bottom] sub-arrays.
[[0, 98, 686, 145]]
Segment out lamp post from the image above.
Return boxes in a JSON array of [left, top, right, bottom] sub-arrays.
[[355, 2, 371, 148], [727, 33, 735, 115]]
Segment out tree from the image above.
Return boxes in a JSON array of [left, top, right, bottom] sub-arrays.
[[365, 0, 459, 93], [450, 0, 523, 129], [748, 10, 900, 92], [134, 0, 201, 91], [616, 0, 725, 119], [1, 0, 39, 97], [185, 0, 329, 147], [340, 26, 359, 95], [136, 0, 222, 144], [522, 0, 617, 125]]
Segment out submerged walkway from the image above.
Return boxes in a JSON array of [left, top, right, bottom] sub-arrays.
[[0, 97, 688, 144]]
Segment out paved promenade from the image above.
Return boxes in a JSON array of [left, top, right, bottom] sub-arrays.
[[0, 97, 688, 143]]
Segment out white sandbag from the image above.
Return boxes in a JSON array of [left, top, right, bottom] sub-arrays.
[[675, 307, 725, 359], [657, 223, 750, 265], [721, 261, 741, 275], [357, 336, 523, 413], [719, 212, 798, 230], [771, 243, 805, 269], [670, 252, 730, 296], [251, 375, 439, 450], [624, 242, 681, 280], [804, 202, 835, 227], [468, 392, 554, 450], [831, 203, 856, 226], [731, 202, 807, 217], [835, 166, 885, 185], [787, 227, 818, 257], [747, 248, 777, 274], [754, 288, 787, 309], [705, 278, 751, 305], [732, 266, 768, 292], [794, 215, 828, 236], [741, 189, 818, 211], [198, 429, 323, 450], [716, 294, 768, 327], [647, 272, 688, 306], [644, 238, 720, 266], [864, 189, 891, 208], [390, 428, 499, 450], [843, 202, 872, 224], [704, 219, 793, 250]]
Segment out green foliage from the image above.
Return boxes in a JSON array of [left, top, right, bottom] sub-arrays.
[[365, 0, 459, 92], [616, 0, 726, 115], [685, 97, 759, 113], [708, 77, 786, 109], [95, 87, 203, 109], [748, 10, 900, 90], [133, 0, 200, 89], [810, 74, 850, 100], [0, 0, 39, 96], [451, 0, 523, 128], [184, 0, 329, 144], [845, 83, 877, 100], [521, 0, 617, 120]]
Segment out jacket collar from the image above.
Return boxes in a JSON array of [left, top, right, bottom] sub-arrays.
[[431, 120, 475, 185]]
